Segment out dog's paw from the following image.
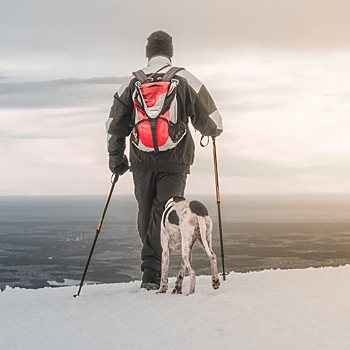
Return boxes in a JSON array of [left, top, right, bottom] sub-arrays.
[[156, 288, 167, 294], [212, 278, 220, 290], [171, 285, 182, 294], [156, 283, 168, 294], [186, 289, 195, 296]]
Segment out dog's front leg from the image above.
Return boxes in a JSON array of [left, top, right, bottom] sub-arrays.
[[172, 260, 185, 294], [172, 240, 195, 295], [157, 236, 169, 294], [181, 238, 196, 296], [183, 253, 195, 296]]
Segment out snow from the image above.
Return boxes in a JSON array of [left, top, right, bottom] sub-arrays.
[[2, 266, 350, 350]]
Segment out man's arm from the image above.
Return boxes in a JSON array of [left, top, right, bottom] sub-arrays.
[[105, 79, 133, 175], [178, 70, 223, 137], [192, 84, 223, 137]]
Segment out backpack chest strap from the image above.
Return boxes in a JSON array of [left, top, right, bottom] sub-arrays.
[[132, 65, 184, 84], [133, 65, 170, 84]]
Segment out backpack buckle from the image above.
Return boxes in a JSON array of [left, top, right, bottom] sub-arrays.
[[135, 78, 153, 87]]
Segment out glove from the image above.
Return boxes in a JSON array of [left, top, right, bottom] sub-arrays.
[[214, 128, 223, 137], [109, 155, 130, 176]]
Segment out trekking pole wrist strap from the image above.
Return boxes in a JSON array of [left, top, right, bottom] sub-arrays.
[[200, 135, 210, 147]]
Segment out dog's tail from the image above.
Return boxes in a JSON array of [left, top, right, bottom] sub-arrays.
[[198, 216, 214, 258]]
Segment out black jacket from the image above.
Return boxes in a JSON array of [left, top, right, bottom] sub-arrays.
[[106, 56, 223, 173]]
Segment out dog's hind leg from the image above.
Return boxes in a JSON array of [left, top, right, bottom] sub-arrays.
[[198, 217, 220, 290]]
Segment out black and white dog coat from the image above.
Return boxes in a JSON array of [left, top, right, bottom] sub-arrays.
[[157, 196, 220, 295]]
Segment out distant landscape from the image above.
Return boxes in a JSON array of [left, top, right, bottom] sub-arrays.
[[1, 194, 350, 291]]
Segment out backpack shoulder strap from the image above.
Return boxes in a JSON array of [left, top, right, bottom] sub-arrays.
[[132, 70, 148, 83], [162, 67, 184, 82]]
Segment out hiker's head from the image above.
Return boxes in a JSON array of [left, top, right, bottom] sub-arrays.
[[146, 31, 173, 60]]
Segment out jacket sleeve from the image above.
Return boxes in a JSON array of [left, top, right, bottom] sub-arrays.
[[179, 70, 223, 137], [105, 77, 133, 165], [192, 84, 223, 137]]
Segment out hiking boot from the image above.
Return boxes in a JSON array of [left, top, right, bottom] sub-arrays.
[[140, 268, 160, 290]]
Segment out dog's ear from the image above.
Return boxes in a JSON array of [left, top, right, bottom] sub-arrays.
[[165, 197, 175, 209], [164, 196, 186, 210], [172, 196, 186, 203]]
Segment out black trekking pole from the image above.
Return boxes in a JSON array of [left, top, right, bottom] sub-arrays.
[[73, 174, 118, 297], [212, 137, 226, 281]]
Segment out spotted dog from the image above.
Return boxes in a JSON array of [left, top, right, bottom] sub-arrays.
[[157, 196, 220, 295]]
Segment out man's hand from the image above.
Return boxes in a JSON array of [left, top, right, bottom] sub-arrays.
[[109, 155, 130, 176]]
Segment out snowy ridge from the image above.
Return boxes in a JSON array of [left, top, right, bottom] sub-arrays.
[[2, 266, 350, 350]]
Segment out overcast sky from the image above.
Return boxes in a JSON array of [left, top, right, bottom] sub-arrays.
[[1, 0, 350, 196]]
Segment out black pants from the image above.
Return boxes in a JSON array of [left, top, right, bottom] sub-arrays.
[[132, 171, 187, 273]]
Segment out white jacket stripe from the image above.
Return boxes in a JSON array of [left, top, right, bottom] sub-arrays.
[[209, 110, 223, 131]]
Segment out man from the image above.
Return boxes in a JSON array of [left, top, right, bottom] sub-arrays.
[[106, 30, 223, 290]]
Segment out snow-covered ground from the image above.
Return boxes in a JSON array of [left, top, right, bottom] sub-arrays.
[[2, 266, 350, 350]]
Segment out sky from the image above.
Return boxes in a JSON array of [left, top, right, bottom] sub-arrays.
[[1, 0, 350, 195]]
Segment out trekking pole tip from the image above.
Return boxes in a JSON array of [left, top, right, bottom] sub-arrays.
[[219, 272, 226, 281]]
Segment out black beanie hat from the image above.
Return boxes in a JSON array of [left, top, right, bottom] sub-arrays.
[[146, 31, 173, 59]]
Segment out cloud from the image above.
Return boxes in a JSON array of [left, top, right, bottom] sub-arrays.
[[185, 48, 350, 196], [0, 76, 127, 95], [2, 0, 350, 59], [1, 0, 350, 83], [0, 76, 127, 108], [0, 107, 108, 141], [1, 30, 350, 195]]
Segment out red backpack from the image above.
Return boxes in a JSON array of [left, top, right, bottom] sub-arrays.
[[131, 65, 187, 152]]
